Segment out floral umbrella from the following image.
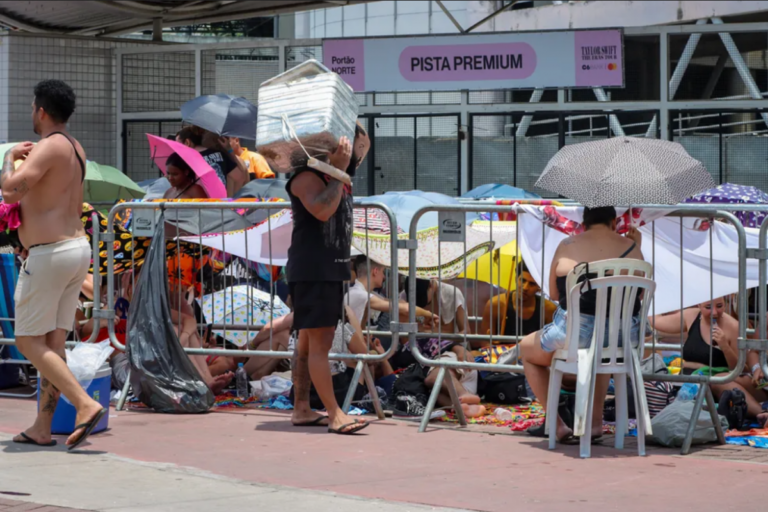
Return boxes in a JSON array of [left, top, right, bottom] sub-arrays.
[[200, 285, 290, 347]]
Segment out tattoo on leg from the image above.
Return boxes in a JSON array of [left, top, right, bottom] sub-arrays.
[[294, 354, 311, 402], [41, 392, 58, 414]]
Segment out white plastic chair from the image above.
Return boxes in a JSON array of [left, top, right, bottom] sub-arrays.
[[545, 259, 655, 458]]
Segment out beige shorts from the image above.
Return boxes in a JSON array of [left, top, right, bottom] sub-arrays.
[[15, 237, 91, 337]]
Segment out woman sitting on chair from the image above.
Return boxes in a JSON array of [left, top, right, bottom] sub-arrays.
[[519, 206, 645, 444]]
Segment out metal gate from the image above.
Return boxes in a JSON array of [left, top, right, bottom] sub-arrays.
[[353, 114, 462, 197], [122, 119, 183, 182]]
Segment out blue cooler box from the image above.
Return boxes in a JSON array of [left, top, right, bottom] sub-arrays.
[[37, 363, 111, 435]]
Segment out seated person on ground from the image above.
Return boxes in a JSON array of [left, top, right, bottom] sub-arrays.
[[650, 299, 768, 426], [347, 256, 438, 332], [480, 260, 557, 348], [519, 206, 645, 444]]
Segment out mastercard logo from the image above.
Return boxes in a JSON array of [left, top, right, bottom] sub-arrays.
[[607, 63, 617, 71]]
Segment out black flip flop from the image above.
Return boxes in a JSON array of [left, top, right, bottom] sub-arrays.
[[559, 434, 580, 445], [67, 408, 107, 452], [328, 420, 369, 435], [292, 416, 329, 427], [526, 423, 546, 438], [14, 432, 57, 447]]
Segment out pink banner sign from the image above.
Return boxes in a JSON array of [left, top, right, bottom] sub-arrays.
[[323, 30, 624, 92], [398, 43, 536, 82]]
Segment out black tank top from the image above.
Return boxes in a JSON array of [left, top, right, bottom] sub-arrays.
[[47, 131, 85, 182], [556, 242, 640, 316], [503, 295, 543, 337], [682, 314, 729, 368], [286, 168, 352, 283]]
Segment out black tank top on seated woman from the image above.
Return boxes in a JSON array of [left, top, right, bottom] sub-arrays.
[[555, 242, 642, 316], [682, 313, 729, 369]]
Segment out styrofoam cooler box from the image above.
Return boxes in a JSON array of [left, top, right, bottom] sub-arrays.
[[38, 363, 111, 435], [256, 59, 359, 173]]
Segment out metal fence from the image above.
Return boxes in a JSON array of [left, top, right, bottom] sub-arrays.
[[95, 199, 403, 417], [2, 199, 768, 456], [400, 201, 767, 455]]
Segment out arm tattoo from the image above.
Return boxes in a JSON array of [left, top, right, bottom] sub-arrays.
[[14, 179, 29, 197], [317, 179, 343, 207], [0, 155, 14, 189]]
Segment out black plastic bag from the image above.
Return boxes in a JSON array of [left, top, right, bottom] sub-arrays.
[[126, 214, 214, 413]]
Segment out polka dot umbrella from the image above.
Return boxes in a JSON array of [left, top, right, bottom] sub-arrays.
[[685, 183, 768, 228]]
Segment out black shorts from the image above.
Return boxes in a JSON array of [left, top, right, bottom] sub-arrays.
[[289, 281, 344, 330]]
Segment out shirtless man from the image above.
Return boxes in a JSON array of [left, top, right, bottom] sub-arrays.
[[2, 80, 106, 451]]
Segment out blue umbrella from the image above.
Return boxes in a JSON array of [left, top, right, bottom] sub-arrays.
[[365, 190, 479, 232], [462, 183, 540, 200]]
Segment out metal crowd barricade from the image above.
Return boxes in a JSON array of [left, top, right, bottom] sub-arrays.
[[404, 201, 761, 455], [97, 199, 401, 417]]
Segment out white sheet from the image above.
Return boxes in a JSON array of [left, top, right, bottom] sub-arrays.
[[517, 210, 760, 315]]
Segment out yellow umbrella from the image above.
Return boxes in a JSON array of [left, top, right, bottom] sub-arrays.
[[460, 238, 519, 292]]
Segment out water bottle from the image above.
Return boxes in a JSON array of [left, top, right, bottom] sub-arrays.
[[236, 363, 249, 399], [494, 408, 514, 421]]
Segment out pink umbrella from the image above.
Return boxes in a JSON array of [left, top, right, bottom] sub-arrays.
[[146, 134, 227, 199]]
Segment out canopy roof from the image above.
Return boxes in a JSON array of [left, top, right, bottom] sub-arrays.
[[0, 1, 374, 38]]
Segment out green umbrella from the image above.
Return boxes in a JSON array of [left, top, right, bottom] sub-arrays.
[[84, 160, 145, 204], [0, 144, 144, 204]]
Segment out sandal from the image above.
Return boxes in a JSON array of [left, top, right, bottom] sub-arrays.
[[292, 416, 330, 427], [14, 432, 57, 447], [67, 408, 107, 451], [328, 420, 369, 435]]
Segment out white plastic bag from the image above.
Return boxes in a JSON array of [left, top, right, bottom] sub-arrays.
[[252, 375, 292, 399], [650, 399, 728, 447], [62, 340, 114, 405]]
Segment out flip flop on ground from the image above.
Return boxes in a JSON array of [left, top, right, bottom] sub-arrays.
[[13, 432, 57, 447], [328, 420, 369, 435], [292, 416, 330, 427], [67, 408, 107, 451]]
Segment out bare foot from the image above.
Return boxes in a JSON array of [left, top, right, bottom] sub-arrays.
[[556, 417, 574, 443], [291, 409, 329, 426], [13, 427, 53, 446], [592, 425, 605, 438], [459, 394, 481, 405], [758, 412, 768, 428], [65, 400, 104, 447], [208, 372, 233, 395], [461, 404, 486, 418]]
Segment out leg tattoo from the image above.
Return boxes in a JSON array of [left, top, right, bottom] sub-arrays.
[[294, 353, 311, 403]]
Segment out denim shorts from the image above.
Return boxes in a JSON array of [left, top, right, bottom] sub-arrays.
[[539, 306, 642, 353]]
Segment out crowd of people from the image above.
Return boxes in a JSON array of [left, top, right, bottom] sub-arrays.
[[2, 79, 767, 449]]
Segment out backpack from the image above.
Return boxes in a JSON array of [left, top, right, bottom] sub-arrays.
[[478, 372, 528, 405], [392, 364, 429, 398], [717, 389, 750, 431]]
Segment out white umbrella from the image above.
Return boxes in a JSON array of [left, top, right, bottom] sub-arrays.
[[536, 137, 715, 207]]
